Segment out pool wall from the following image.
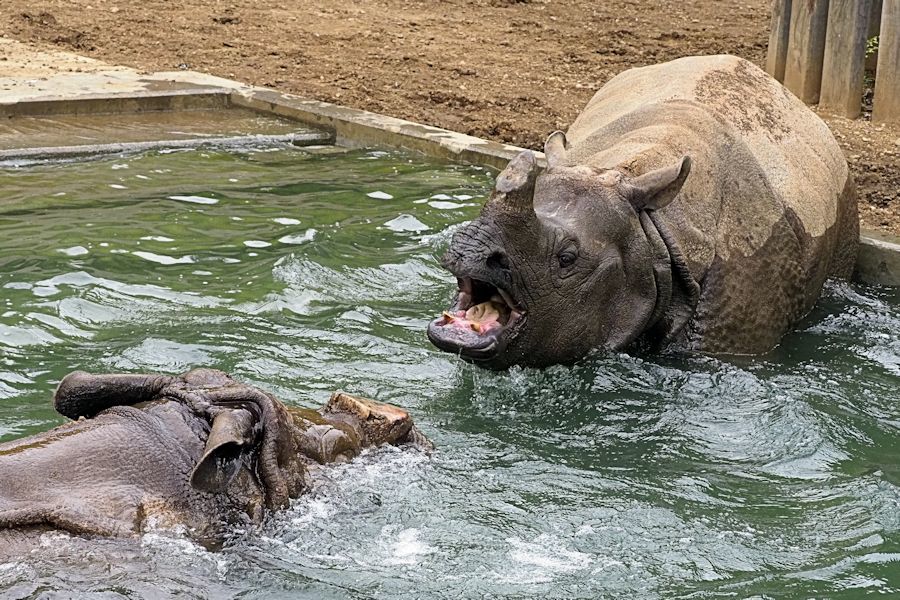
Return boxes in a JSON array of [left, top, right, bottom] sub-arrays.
[[2, 37, 898, 286]]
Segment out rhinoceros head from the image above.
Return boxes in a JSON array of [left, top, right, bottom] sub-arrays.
[[427, 132, 691, 369]]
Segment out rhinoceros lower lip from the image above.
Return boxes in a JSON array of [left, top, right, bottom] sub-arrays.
[[427, 277, 525, 359]]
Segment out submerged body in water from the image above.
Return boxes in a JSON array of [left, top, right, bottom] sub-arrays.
[[0, 368, 427, 557]]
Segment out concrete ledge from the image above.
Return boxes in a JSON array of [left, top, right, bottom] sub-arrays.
[[856, 230, 900, 286], [0, 89, 230, 117], [229, 89, 538, 171], [0, 131, 332, 161]]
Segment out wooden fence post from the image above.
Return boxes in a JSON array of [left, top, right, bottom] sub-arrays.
[[868, 0, 883, 72], [784, 0, 831, 103], [767, 0, 793, 81], [874, 0, 900, 122], [820, 0, 873, 117]]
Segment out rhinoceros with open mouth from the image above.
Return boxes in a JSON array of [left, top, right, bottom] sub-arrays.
[[428, 55, 858, 368]]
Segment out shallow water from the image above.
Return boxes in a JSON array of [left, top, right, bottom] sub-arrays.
[[0, 146, 898, 599]]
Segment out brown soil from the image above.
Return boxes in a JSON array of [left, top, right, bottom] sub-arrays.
[[1, 0, 898, 234]]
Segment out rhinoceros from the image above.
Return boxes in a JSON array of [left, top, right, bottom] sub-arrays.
[[428, 55, 858, 368], [0, 369, 427, 556]]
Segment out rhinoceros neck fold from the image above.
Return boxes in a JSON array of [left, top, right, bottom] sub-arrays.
[[639, 211, 673, 334], [636, 210, 701, 350]]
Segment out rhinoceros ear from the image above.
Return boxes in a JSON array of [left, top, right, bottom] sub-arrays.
[[190, 408, 256, 493], [544, 131, 568, 168], [629, 156, 692, 212]]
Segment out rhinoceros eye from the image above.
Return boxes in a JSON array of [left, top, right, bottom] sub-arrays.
[[558, 250, 577, 268]]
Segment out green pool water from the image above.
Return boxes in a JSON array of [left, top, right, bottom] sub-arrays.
[[0, 145, 898, 599]]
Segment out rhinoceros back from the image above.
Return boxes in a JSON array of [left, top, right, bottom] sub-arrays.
[[565, 55, 858, 353]]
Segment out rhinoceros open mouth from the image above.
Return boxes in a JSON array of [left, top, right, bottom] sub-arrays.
[[427, 277, 525, 360]]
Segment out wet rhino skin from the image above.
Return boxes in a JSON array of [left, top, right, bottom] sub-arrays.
[[0, 369, 428, 555], [567, 56, 858, 353], [430, 55, 859, 368]]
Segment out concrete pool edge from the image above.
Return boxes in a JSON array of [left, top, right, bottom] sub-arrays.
[[0, 38, 898, 286]]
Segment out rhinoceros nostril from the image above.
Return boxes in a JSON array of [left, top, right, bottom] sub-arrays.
[[486, 251, 510, 271]]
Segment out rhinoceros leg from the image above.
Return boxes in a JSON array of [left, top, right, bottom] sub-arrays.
[[0, 502, 131, 537], [54, 372, 175, 420]]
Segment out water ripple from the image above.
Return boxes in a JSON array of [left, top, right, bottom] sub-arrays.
[[0, 147, 897, 598]]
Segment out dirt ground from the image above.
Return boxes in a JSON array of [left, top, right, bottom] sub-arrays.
[[1, 0, 898, 234]]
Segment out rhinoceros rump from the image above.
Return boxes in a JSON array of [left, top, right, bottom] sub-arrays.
[[428, 55, 859, 369]]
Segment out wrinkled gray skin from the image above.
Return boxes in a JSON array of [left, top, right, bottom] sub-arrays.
[[0, 368, 428, 557], [428, 55, 859, 368]]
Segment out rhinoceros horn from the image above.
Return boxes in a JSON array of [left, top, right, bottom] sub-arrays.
[[486, 150, 538, 216]]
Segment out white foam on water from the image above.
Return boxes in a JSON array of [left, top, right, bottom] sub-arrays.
[[383, 527, 434, 566], [427, 200, 470, 210], [0, 560, 36, 587], [222, 257, 242, 264], [419, 222, 467, 248], [500, 534, 593, 584], [58, 246, 88, 257], [383, 215, 429, 233], [243, 240, 272, 248], [132, 251, 195, 265], [278, 229, 317, 245], [359, 150, 390, 160], [168, 195, 219, 205], [453, 194, 474, 200], [135, 174, 151, 180], [140, 521, 230, 579], [289, 497, 331, 530], [366, 191, 394, 200], [140, 236, 175, 242], [3, 282, 32, 290], [109, 184, 128, 190], [111, 163, 129, 170], [273, 217, 301, 225], [429, 193, 452, 200], [32, 287, 59, 297], [191, 270, 213, 276]]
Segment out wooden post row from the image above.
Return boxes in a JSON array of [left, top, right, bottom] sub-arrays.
[[874, 0, 900, 123], [767, 0, 793, 82], [820, 0, 873, 118], [783, 0, 831, 104]]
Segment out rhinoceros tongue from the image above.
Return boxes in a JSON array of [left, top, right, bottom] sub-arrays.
[[441, 300, 504, 334]]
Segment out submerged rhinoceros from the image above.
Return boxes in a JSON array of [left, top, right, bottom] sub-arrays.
[[428, 55, 858, 368], [0, 369, 427, 555]]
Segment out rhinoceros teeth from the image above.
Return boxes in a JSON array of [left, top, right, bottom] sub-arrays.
[[457, 277, 473, 295], [456, 290, 473, 310]]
